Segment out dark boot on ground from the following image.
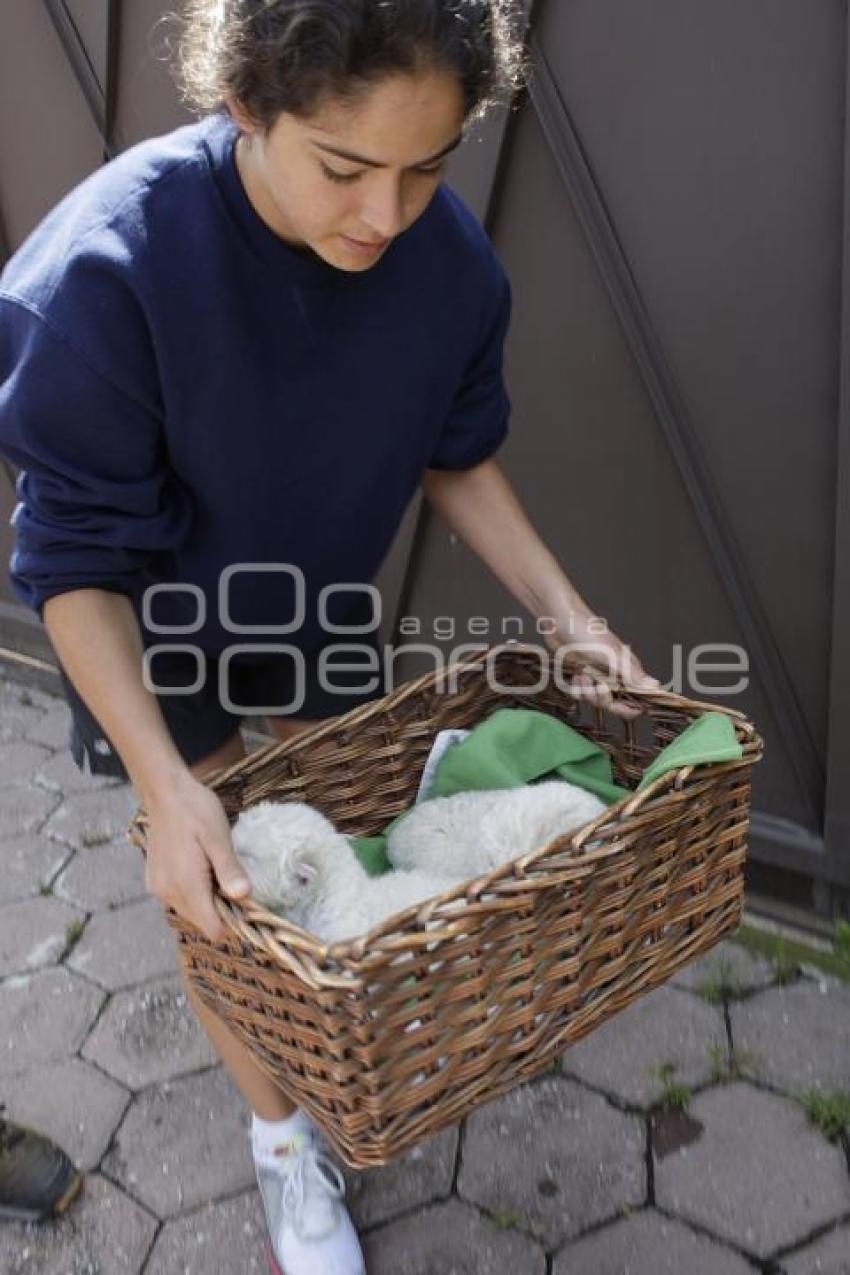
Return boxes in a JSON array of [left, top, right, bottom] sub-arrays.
[[0, 1111, 81, 1223]]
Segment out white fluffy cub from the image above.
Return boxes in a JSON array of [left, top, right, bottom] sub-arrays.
[[230, 800, 461, 943], [387, 779, 608, 877]]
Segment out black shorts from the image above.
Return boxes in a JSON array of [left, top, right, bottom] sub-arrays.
[[58, 640, 385, 781]]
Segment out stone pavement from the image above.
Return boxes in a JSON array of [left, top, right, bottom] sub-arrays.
[[1, 669, 849, 1274]]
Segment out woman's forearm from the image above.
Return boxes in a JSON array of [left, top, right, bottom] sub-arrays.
[[422, 458, 591, 627], [43, 588, 252, 939], [422, 458, 657, 704], [42, 588, 192, 803]]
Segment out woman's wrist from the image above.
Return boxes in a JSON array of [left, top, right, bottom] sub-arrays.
[[131, 755, 198, 810], [533, 587, 598, 644]]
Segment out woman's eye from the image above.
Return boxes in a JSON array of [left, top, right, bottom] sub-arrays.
[[320, 163, 362, 184], [320, 160, 445, 184]]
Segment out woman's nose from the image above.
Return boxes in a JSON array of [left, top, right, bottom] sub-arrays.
[[359, 179, 406, 240]]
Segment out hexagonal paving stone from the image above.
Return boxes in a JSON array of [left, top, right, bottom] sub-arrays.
[[362, 1198, 548, 1274], [0, 785, 61, 840], [458, 1076, 645, 1249], [779, 1224, 850, 1273], [0, 1174, 156, 1273], [0, 739, 52, 788], [35, 747, 125, 794], [0, 967, 105, 1078], [0, 678, 64, 713], [553, 1208, 756, 1273], [559, 984, 726, 1108], [83, 974, 216, 1089], [67, 897, 178, 991], [103, 1066, 255, 1218], [144, 1190, 267, 1274], [0, 833, 73, 904], [43, 785, 138, 851], [672, 938, 776, 997], [0, 687, 46, 744], [0, 896, 84, 976], [2, 1057, 129, 1170], [22, 702, 73, 751], [654, 1082, 850, 1259], [729, 981, 850, 1094], [345, 1125, 458, 1229], [54, 837, 147, 911], [15, 682, 67, 712]]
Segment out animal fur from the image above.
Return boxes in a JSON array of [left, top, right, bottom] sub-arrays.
[[386, 780, 608, 877], [230, 800, 461, 943]]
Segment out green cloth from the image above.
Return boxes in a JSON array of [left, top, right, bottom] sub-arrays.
[[428, 708, 628, 805], [636, 711, 743, 791], [349, 835, 394, 877], [349, 706, 742, 875]]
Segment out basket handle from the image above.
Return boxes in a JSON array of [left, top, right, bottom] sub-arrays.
[[604, 678, 754, 726], [441, 643, 754, 727]]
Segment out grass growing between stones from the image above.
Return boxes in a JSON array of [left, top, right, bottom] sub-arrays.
[[835, 920, 850, 966], [799, 1090, 850, 1143], [771, 941, 803, 985], [491, 1209, 526, 1230], [64, 918, 86, 951], [695, 956, 744, 1004], [733, 924, 850, 984], [653, 1062, 691, 1112], [707, 1043, 755, 1083], [80, 831, 111, 848]]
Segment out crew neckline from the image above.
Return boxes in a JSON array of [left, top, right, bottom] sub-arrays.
[[201, 112, 364, 286]]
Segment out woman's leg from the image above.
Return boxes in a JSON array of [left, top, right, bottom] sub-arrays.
[[181, 972, 295, 1120], [180, 732, 297, 1120], [179, 722, 365, 1270]]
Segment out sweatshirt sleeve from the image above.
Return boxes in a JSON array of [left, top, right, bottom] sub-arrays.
[[428, 266, 512, 471], [0, 297, 193, 616]]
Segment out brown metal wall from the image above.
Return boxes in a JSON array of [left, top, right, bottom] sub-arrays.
[[398, 0, 850, 911], [0, 0, 106, 658], [1, 0, 847, 912], [0, 5, 102, 246]]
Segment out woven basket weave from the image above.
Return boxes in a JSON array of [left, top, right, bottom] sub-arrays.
[[127, 645, 762, 1169]]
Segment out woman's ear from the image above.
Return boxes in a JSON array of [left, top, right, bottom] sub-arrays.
[[225, 94, 259, 135]]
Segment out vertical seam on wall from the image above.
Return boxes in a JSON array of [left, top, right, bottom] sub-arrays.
[[527, 32, 824, 828]]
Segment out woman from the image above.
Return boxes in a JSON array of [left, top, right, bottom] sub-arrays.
[[0, 3, 656, 1270]]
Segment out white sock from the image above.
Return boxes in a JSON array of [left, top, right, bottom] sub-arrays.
[[252, 1108, 315, 1162]]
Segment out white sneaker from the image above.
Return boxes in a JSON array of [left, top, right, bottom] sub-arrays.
[[255, 1120, 366, 1275]]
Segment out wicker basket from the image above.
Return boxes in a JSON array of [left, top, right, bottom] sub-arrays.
[[128, 645, 762, 1169]]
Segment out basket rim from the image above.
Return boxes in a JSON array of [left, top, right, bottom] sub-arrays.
[[141, 745, 761, 984], [208, 641, 761, 789], [126, 643, 763, 978]]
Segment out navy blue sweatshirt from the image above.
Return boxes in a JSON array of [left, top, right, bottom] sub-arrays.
[[0, 114, 511, 654]]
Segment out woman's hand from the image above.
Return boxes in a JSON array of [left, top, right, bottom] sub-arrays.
[[542, 608, 660, 719], [142, 773, 251, 942]]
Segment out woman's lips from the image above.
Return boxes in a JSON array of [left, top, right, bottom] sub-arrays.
[[341, 234, 388, 256]]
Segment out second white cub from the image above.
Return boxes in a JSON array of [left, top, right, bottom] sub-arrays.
[[386, 780, 608, 877]]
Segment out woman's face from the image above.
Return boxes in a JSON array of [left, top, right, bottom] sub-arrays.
[[230, 69, 467, 271]]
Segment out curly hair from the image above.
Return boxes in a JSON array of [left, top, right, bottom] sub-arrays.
[[177, 0, 527, 127]]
